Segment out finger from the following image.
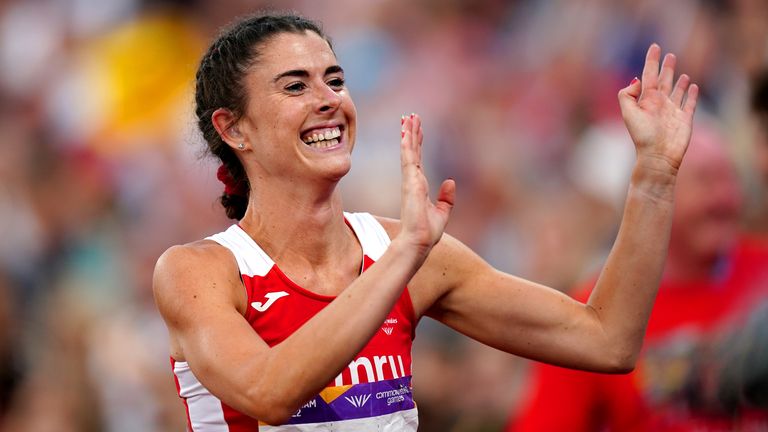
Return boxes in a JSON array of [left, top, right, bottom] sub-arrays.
[[658, 53, 676, 95], [416, 122, 424, 150], [434, 178, 456, 217], [412, 113, 423, 163], [400, 115, 416, 168], [670, 74, 690, 107], [641, 43, 661, 91], [617, 77, 641, 113], [683, 83, 699, 117]]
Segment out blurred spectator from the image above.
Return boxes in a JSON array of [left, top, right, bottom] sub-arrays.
[[751, 70, 768, 185], [508, 121, 768, 432]]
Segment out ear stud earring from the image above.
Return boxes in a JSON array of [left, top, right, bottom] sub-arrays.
[[238, 143, 245, 150]]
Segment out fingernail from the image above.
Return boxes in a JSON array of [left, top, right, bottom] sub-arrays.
[[401, 115, 405, 125], [410, 113, 415, 118], [630, 77, 639, 85], [401, 131, 405, 138]]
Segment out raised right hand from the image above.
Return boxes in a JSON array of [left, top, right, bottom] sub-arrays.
[[397, 114, 455, 257]]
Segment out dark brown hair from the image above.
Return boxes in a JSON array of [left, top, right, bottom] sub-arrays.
[[752, 70, 768, 123], [195, 13, 329, 219]]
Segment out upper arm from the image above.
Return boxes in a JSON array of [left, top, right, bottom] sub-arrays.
[[376, 216, 621, 372], [153, 242, 276, 419], [414, 234, 601, 363]]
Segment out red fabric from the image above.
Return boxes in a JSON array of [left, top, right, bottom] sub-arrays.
[[242, 254, 415, 384], [221, 401, 261, 431], [217, 254, 416, 427], [512, 364, 647, 432], [508, 237, 768, 432]]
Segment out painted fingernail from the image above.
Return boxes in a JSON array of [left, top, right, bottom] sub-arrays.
[[401, 131, 405, 138], [410, 113, 415, 118], [631, 77, 639, 85], [401, 115, 405, 125]]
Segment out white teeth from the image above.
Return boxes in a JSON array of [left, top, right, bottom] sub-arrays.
[[303, 126, 342, 144], [307, 138, 339, 149]]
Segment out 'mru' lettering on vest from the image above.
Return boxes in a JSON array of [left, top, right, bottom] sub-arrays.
[[333, 355, 407, 385]]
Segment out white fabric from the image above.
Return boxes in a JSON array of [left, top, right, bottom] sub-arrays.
[[259, 408, 419, 432]]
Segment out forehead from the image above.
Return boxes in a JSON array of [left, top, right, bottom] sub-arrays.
[[255, 31, 337, 77]]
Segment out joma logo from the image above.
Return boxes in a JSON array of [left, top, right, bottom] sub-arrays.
[[251, 291, 289, 312]]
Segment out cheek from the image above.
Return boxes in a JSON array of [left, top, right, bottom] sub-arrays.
[[342, 97, 358, 141], [340, 90, 357, 115]]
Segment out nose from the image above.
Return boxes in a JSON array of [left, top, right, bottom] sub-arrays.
[[315, 84, 342, 113]]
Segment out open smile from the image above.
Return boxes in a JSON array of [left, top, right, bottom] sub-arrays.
[[301, 125, 344, 150]]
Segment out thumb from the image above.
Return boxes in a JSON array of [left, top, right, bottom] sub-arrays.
[[617, 77, 641, 113], [435, 178, 456, 217]]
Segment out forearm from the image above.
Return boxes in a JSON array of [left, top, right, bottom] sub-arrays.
[[255, 238, 425, 420], [587, 156, 677, 365]]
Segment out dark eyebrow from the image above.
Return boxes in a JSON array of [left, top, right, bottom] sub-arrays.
[[326, 65, 344, 75], [273, 69, 308, 82], [272, 65, 344, 83]]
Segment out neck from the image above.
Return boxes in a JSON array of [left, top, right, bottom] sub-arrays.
[[239, 177, 353, 267]]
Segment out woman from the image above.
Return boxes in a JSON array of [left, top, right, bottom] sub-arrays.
[[153, 13, 698, 431]]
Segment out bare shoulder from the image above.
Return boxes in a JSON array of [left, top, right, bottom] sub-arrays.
[[155, 239, 233, 277], [153, 239, 245, 329], [154, 239, 235, 292]]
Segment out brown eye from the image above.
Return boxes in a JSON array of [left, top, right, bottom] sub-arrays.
[[327, 77, 345, 89], [285, 82, 307, 92]]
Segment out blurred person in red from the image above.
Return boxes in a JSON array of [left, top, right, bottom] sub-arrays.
[[508, 121, 768, 432]]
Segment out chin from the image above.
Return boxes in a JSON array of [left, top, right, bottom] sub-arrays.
[[324, 159, 352, 182]]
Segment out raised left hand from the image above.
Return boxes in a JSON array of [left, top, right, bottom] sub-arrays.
[[618, 44, 699, 173]]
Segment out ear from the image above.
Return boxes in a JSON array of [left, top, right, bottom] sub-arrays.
[[211, 108, 246, 150]]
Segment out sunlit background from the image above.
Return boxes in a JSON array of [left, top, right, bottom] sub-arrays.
[[1, 0, 767, 431]]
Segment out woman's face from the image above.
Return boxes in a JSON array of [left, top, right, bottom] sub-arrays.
[[237, 31, 357, 183]]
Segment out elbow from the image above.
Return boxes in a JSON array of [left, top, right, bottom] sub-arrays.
[[606, 359, 636, 375], [601, 346, 638, 374], [234, 354, 307, 425], [241, 388, 296, 426], [257, 410, 294, 427]]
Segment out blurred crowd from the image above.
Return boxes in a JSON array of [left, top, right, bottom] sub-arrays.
[[0, 0, 766, 431]]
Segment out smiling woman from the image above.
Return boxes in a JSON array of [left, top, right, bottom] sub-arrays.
[[193, 15, 356, 221], [153, 11, 699, 432]]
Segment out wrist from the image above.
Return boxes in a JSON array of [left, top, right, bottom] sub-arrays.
[[388, 236, 432, 269], [629, 155, 679, 203]]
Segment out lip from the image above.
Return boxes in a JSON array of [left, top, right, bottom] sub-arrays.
[[300, 122, 345, 138]]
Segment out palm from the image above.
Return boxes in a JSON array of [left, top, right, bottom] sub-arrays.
[[620, 44, 699, 171], [398, 114, 455, 255]]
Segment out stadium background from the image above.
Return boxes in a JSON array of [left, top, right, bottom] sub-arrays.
[[0, 0, 766, 430]]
